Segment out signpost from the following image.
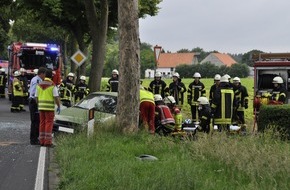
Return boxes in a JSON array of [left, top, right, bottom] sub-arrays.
[[70, 50, 87, 67], [154, 45, 162, 75]]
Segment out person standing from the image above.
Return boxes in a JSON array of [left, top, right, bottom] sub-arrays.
[[106, 69, 119, 92], [148, 72, 167, 98], [209, 74, 221, 105], [168, 72, 186, 108], [11, 71, 23, 112], [36, 69, 60, 147], [29, 67, 46, 145], [0, 68, 7, 98], [187, 72, 206, 123], [19, 68, 29, 110], [139, 86, 155, 134], [75, 75, 90, 103], [59, 72, 75, 107]]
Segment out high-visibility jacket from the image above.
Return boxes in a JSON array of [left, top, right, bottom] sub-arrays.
[[37, 78, 55, 111], [188, 80, 206, 105], [171, 106, 182, 131], [155, 105, 175, 125], [168, 80, 186, 106], [59, 79, 75, 101], [233, 84, 249, 111], [272, 85, 287, 103], [149, 80, 167, 98], [106, 77, 119, 92], [140, 89, 155, 104], [13, 78, 23, 96], [0, 73, 7, 87]]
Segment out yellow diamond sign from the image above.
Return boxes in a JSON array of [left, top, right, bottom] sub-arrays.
[[71, 50, 87, 67]]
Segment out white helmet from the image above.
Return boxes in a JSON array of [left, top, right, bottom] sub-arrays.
[[164, 96, 176, 104], [272, 76, 283, 84], [112, 69, 119, 75], [214, 74, 221, 81], [193, 72, 201, 78], [19, 68, 26, 72], [172, 72, 180, 78], [80, 76, 86, 81], [154, 94, 163, 102], [220, 76, 229, 83], [155, 72, 162, 77], [14, 71, 21, 77], [233, 77, 241, 83], [0, 68, 5, 72], [67, 72, 75, 77], [33, 69, 38, 75], [224, 74, 231, 80], [197, 97, 209, 105]]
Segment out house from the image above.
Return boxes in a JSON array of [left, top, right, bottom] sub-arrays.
[[145, 53, 198, 78], [200, 53, 237, 67]]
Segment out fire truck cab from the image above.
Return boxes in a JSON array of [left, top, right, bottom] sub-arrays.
[[253, 53, 290, 116]]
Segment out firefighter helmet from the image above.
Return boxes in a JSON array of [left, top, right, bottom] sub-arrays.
[[0, 68, 5, 72], [214, 74, 221, 81], [220, 76, 229, 83], [112, 69, 119, 75], [67, 72, 75, 77], [164, 96, 176, 104], [19, 68, 26, 73], [193, 72, 201, 78], [14, 71, 21, 77], [172, 72, 180, 78], [33, 69, 38, 75], [272, 76, 283, 84], [197, 97, 209, 105], [233, 77, 241, 83], [80, 76, 86, 81], [224, 74, 231, 80], [154, 94, 163, 102], [155, 72, 162, 77]]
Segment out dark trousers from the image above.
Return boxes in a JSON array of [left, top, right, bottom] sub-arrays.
[[0, 86, 5, 97], [11, 95, 22, 111], [190, 105, 199, 122], [29, 98, 39, 143]]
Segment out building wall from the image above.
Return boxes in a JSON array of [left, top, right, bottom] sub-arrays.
[[200, 54, 223, 67]]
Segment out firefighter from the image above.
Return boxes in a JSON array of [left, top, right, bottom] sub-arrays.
[[106, 69, 119, 92], [19, 68, 29, 109], [209, 74, 221, 105], [75, 75, 90, 103], [187, 72, 206, 123], [211, 75, 234, 131], [167, 72, 186, 108], [148, 72, 167, 98], [197, 97, 212, 133], [11, 71, 23, 112], [59, 72, 75, 107], [139, 86, 155, 134], [223, 74, 233, 89], [154, 94, 175, 135], [0, 68, 7, 98], [164, 96, 182, 131], [271, 76, 287, 104], [232, 77, 249, 133]]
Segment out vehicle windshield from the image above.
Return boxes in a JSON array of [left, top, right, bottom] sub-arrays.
[[75, 93, 117, 114]]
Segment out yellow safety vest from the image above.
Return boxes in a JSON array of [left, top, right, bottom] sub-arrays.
[[140, 89, 155, 104], [13, 78, 23, 96], [37, 79, 55, 111]]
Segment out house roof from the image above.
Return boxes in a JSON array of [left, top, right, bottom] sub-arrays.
[[212, 53, 237, 66], [157, 53, 195, 68]]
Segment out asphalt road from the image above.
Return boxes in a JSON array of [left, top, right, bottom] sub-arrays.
[[0, 97, 49, 190]]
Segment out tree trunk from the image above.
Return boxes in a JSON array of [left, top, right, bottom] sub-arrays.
[[84, 0, 108, 92], [116, 0, 140, 133]]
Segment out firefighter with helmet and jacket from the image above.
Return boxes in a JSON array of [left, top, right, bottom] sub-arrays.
[[211, 75, 234, 131], [187, 72, 206, 123], [167, 72, 186, 108], [19, 68, 29, 109], [74, 75, 90, 103], [209, 74, 221, 105], [232, 77, 249, 133], [149, 72, 167, 98], [11, 71, 23, 112], [197, 96, 212, 133], [163, 96, 182, 131], [59, 72, 75, 107], [107, 69, 119, 92], [0, 68, 7, 98], [270, 76, 287, 104]]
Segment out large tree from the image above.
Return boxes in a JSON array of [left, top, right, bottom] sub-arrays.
[[116, 0, 140, 133]]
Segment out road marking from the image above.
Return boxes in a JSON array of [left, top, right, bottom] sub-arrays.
[[0, 141, 19, 146], [35, 147, 46, 190]]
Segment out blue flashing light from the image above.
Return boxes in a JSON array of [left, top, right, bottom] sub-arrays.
[[50, 47, 59, 51]]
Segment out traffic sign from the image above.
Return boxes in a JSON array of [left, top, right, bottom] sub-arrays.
[[71, 50, 87, 67]]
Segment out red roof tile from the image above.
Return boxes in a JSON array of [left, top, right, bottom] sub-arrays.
[[157, 53, 195, 68], [213, 53, 236, 66]]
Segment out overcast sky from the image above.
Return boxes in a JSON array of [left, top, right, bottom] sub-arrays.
[[139, 0, 290, 54]]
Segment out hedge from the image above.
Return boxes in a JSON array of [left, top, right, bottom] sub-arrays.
[[257, 104, 290, 140]]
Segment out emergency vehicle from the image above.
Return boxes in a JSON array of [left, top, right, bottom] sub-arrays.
[[253, 53, 290, 128], [7, 42, 63, 99]]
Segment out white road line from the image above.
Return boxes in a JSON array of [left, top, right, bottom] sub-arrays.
[[34, 147, 46, 190]]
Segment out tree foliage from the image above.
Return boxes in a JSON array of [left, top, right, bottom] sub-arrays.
[[242, 49, 264, 66]]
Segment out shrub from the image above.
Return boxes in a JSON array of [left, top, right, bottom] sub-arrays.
[[257, 104, 290, 140]]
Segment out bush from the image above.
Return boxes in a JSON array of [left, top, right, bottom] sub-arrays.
[[257, 104, 290, 140]]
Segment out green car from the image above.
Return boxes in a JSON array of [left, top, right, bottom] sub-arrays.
[[53, 91, 117, 133]]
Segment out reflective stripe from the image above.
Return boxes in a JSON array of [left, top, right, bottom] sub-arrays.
[[37, 82, 55, 111]]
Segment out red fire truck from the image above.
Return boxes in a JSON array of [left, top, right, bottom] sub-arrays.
[[7, 42, 63, 99], [253, 53, 290, 129]]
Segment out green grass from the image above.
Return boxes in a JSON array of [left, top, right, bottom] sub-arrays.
[[55, 128, 290, 190]]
